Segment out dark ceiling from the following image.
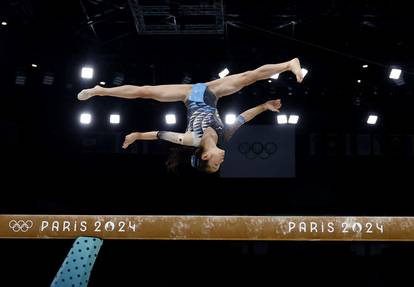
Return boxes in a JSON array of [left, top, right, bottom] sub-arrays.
[[1, 0, 413, 159], [1, 5, 414, 284]]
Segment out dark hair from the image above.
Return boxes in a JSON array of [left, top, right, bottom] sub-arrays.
[[192, 146, 209, 172], [166, 146, 209, 175]]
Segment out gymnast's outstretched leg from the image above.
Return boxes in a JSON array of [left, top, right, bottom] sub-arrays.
[[206, 58, 303, 98], [77, 84, 192, 102]]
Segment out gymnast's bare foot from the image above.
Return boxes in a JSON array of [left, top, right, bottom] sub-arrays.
[[77, 85, 103, 101], [289, 58, 304, 83]]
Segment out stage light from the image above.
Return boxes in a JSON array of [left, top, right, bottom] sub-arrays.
[[288, 115, 299, 124], [225, 114, 236, 125], [389, 68, 402, 80], [362, 65, 368, 68], [219, 68, 229, 78], [270, 73, 279, 79], [165, 114, 176, 125], [367, 115, 378, 125], [112, 73, 124, 85], [43, 73, 54, 85], [31, 64, 38, 68], [81, 67, 94, 79], [277, 115, 288, 125], [110, 114, 120, 124], [301, 68, 308, 78], [15, 72, 26, 86], [1, 22, 7, 26], [80, 113, 92, 125]]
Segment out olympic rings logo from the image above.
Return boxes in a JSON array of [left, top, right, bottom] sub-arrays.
[[8, 220, 33, 232], [238, 142, 278, 159]]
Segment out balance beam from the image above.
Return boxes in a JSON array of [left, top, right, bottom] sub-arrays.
[[1, 215, 414, 241]]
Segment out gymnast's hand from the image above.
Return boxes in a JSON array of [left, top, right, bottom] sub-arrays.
[[264, 99, 282, 112], [122, 132, 141, 149]]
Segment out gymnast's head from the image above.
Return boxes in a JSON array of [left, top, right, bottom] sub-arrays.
[[166, 128, 225, 174], [191, 145, 225, 173], [192, 127, 225, 173], [166, 145, 225, 175]]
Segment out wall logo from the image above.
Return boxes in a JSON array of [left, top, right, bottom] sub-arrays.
[[238, 142, 278, 159], [9, 220, 33, 232]]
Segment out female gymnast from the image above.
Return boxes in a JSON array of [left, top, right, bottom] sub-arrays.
[[77, 58, 304, 173]]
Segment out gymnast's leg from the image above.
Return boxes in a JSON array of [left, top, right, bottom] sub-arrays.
[[206, 58, 303, 98], [77, 84, 192, 102]]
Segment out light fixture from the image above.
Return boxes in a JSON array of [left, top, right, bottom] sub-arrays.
[[225, 114, 236, 125], [80, 113, 92, 125], [288, 115, 300, 124], [110, 114, 120, 124], [301, 68, 308, 78], [219, 68, 229, 78], [367, 115, 378, 125], [277, 115, 288, 125], [81, 67, 94, 79], [165, 114, 176, 125], [389, 68, 402, 80], [270, 73, 279, 79]]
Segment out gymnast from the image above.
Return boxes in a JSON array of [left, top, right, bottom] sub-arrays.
[[77, 58, 304, 173]]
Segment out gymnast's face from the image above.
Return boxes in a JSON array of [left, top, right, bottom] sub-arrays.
[[202, 146, 225, 173]]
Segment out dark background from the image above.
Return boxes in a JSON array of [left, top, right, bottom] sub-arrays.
[[1, 0, 413, 286]]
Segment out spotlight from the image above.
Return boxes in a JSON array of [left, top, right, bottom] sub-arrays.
[[389, 68, 402, 80], [219, 68, 229, 78], [1, 22, 7, 26], [31, 64, 38, 68], [362, 65, 368, 68], [43, 73, 54, 85], [165, 114, 176, 125], [110, 114, 120, 124], [301, 68, 308, 78], [357, 80, 361, 83], [80, 113, 92, 125], [182, 73, 192, 84], [15, 72, 26, 86], [81, 67, 94, 79], [225, 114, 236, 125], [288, 115, 300, 124], [367, 115, 378, 125], [277, 115, 288, 125], [270, 73, 279, 79], [112, 73, 124, 86]]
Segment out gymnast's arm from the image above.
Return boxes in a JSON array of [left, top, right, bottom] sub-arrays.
[[241, 99, 282, 122], [224, 99, 282, 141], [122, 131, 197, 149]]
